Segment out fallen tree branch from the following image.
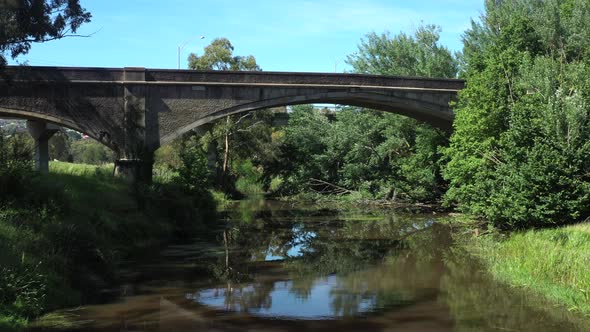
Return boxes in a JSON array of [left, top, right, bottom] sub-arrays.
[[308, 178, 353, 195]]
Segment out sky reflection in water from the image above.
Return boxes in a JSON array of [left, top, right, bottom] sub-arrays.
[[191, 275, 375, 319], [56, 203, 590, 331]]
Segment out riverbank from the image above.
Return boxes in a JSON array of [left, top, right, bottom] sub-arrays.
[[281, 191, 590, 317], [275, 191, 447, 213], [463, 222, 590, 316], [0, 162, 216, 331], [17, 200, 590, 331], [298, 192, 590, 316], [272, 191, 590, 317]]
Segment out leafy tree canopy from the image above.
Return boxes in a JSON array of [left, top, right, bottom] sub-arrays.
[[275, 24, 457, 202], [184, 37, 270, 195], [444, 0, 590, 228], [346, 24, 458, 78], [188, 37, 260, 71], [0, 0, 91, 65]]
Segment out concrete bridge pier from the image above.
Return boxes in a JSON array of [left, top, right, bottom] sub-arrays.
[[27, 120, 59, 173], [113, 67, 158, 183], [114, 155, 154, 183]]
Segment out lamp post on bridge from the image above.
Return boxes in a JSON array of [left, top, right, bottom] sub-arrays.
[[333, 57, 345, 111], [177, 36, 205, 69]]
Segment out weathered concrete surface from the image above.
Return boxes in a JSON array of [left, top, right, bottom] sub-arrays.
[[0, 66, 464, 180], [27, 120, 59, 173]]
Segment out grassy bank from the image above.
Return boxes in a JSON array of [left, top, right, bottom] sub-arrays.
[[465, 223, 590, 315], [0, 161, 215, 331]]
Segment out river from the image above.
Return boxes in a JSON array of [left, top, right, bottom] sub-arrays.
[[34, 199, 590, 331]]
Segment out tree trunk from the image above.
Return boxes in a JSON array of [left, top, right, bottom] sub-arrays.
[[223, 229, 230, 273], [222, 116, 230, 174]]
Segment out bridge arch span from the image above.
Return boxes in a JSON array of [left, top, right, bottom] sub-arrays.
[[0, 106, 116, 151], [160, 90, 454, 145], [1, 66, 463, 180]]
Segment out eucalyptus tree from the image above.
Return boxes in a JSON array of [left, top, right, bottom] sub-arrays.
[[186, 38, 274, 194], [0, 0, 91, 65]]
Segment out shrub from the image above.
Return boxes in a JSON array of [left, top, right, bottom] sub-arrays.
[[233, 159, 264, 196]]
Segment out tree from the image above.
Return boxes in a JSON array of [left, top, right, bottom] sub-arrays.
[[0, 0, 91, 65], [347, 25, 457, 202], [346, 24, 458, 78], [187, 38, 273, 195], [276, 24, 457, 202], [443, 0, 590, 228], [188, 37, 260, 71], [48, 130, 70, 161], [273, 105, 332, 194], [0, 130, 34, 199], [70, 139, 113, 165]]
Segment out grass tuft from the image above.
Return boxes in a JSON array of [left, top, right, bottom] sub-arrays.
[[467, 222, 590, 314]]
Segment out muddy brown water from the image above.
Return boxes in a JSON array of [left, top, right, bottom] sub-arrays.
[[33, 200, 590, 331]]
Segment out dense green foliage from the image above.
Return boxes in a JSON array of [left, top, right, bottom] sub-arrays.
[[0, 132, 33, 200], [444, 0, 590, 228], [275, 106, 447, 202], [346, 24, 458, 78], [69, 139, 114, 164], [175, 30, 459, 203], [272, 25, 457, 202], [171, 136, 212, 195], [0, 0, 91, 65]]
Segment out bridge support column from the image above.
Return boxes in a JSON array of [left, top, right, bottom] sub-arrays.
[[114, 155, 153, 183], [114, 67, 158, 184], [27, 120, 59, 173]]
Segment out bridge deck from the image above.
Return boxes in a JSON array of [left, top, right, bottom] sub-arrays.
[[0, 66, 464, 91]]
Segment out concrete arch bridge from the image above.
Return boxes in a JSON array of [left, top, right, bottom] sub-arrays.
[[0, 66, 464, 181]]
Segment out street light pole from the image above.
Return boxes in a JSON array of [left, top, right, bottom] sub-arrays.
[[178, 36, 205, 69], [334, 57, 344, 111]]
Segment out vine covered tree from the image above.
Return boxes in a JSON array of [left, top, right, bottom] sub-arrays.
[[0, 0, 91, 65]]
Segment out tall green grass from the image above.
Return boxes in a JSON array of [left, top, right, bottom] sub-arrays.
[[467, 223, 590, 314], [49, 161, 113, 178], [0, 161, 216, 329]]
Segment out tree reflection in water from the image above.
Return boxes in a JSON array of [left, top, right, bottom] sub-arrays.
[[59, 200, 590, 331], [192, 200, 451, 319]]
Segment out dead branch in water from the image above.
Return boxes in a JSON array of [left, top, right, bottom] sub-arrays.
[[308, 178, 353, 195]]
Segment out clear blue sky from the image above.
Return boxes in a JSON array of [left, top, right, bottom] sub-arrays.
[[8, 0, 484, 73]]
